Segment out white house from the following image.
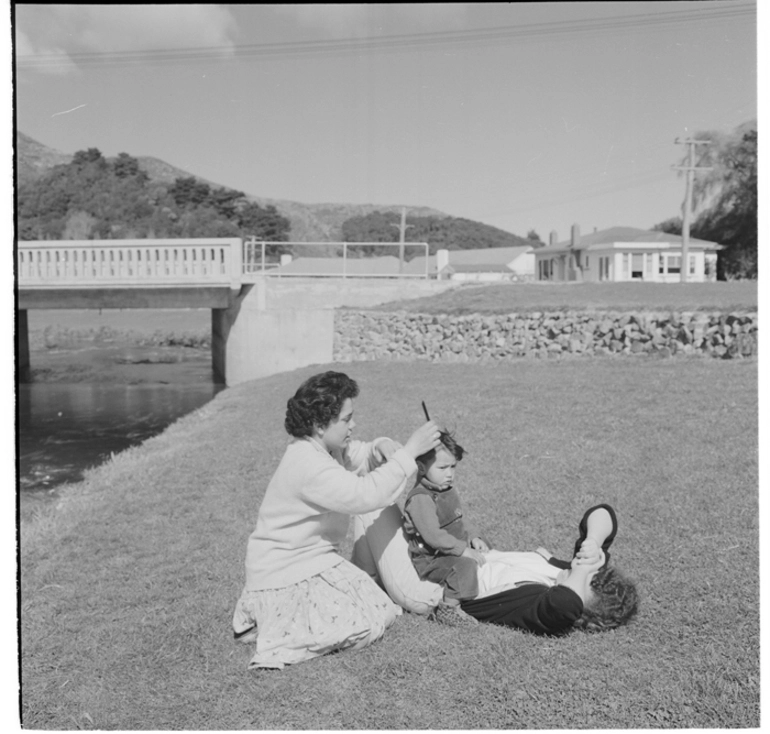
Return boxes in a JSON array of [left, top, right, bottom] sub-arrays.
[[533, 226, 722, 283], [404, 246, 535, 281]]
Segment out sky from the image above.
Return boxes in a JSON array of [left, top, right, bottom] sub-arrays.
[[11, 2, 758, 242]]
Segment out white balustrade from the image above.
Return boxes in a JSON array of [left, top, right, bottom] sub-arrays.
[[17, 238, 242, 288]]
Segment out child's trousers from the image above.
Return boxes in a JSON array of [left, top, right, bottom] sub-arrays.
[[411, 554, 479, 601]]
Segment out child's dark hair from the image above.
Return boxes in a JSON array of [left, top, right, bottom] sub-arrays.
[[417, 430, 465, 465], [284, 371, 359, 438], [573, 566, 639, 633]]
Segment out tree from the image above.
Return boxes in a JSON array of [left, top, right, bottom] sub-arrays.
[[526, 229, 545, 248], [168, 177, 212, 208], [113, 152, 147, 182], [71, 148, 105, 167], [62, 210, 97, 240], [652, 217, 682, 235], [237, 202, 291, 242], [683, 122, 757, 279]]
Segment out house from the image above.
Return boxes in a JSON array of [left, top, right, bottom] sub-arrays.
[[403, 246, 535, 281], [533, 225, 722, 283]]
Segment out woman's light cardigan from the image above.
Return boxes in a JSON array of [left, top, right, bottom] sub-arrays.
[[244, 437, 417, 591]]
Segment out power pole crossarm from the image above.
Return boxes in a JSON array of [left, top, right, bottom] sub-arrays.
[[673, 138, 713, 284]]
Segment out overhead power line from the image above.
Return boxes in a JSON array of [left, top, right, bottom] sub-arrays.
[[16, 4, 755, 69], [482, 169, 674, 218]]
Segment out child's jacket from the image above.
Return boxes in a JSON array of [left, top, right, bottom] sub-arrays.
[[402, 479, 479, 558]]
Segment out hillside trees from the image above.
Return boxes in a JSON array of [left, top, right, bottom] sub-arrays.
[[17, 149, 291, 243], [341, 211, 532, 257]]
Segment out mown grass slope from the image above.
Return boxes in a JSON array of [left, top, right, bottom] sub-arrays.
[[20, 358, 758, 729], [373, 280, 758, 314]]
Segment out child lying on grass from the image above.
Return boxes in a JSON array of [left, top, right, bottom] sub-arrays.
[[402, 430, 489, 627]]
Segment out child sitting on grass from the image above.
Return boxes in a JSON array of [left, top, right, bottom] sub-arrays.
[[402, 430, 489, 627]]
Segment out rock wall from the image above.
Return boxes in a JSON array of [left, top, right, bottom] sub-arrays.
[[334, 310, 758, 362]]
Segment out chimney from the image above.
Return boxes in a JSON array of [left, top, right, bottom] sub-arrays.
[[549, 231, 558, 246], [571, 224, 581, 249], [436, 249, 449, 275]]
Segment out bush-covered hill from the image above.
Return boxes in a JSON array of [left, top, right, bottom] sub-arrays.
[[17, 146, 291, 243], [16, 133, 526, 248], [342, 210, 536, 256], [16, 133, 451, 243]]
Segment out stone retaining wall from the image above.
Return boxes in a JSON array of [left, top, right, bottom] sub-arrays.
[[334, 310, 758, 362]]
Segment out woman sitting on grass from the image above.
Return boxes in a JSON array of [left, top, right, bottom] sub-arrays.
[[232, 370, 441, 670]]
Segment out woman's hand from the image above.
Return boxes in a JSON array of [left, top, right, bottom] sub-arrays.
[[403, 420, 442, 459]]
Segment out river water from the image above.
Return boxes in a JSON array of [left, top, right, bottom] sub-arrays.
[[18, 334, 222, 519]]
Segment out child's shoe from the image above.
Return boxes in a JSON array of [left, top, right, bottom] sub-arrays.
[[432, 601, 479, 627]]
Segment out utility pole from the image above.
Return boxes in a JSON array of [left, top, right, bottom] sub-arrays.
[[673, 138, 712, 283], [391, 207, 414, 274]]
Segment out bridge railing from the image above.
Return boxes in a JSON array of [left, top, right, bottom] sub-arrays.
[[17, 238, 432, 288], [17, 238, 243, 289]]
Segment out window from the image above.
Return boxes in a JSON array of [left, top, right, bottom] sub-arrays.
[[689, 255, 696, 275], [646, 253, 652, 274], [667, 255, 681, 274], [631, 253, 644, 279], [622, 253, 629, 277]]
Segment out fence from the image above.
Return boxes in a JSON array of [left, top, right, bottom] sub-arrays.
[[242, 239, 431, 279]]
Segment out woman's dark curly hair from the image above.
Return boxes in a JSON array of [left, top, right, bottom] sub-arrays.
[[284, 371, 360, 438], [573, 565, 639, 633]]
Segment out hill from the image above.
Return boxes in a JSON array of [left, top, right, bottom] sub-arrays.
[[16, 132, 451, 242]]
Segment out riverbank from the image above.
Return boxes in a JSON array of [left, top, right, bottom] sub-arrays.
[[25, 308, 212, 384], [20, 358, 759, 729]]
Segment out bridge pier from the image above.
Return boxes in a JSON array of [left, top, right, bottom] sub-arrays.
[[212, 279, 334, 386], [16, 309, 30, 382]]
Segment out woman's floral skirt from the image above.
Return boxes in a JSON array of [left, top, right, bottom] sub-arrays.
[[232, 559, 401, 670]]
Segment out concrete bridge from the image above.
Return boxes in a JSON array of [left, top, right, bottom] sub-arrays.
[[17, 238, 453, 385]]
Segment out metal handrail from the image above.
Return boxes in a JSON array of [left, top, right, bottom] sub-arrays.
[[242, 239, 430, 279]]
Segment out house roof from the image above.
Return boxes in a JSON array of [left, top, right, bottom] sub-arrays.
[[275, 255, 403, 275], [535, 226, 720, 254], [442, 245, 533, 264], [402, 245, 533, 275], [443, 263, 515, 274]]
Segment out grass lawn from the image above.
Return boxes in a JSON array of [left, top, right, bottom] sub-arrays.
[[20, 358, 758, 729], [374, 280, 758, 314]]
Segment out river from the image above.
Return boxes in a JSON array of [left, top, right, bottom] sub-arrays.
[[18, 322, 222, 519]]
